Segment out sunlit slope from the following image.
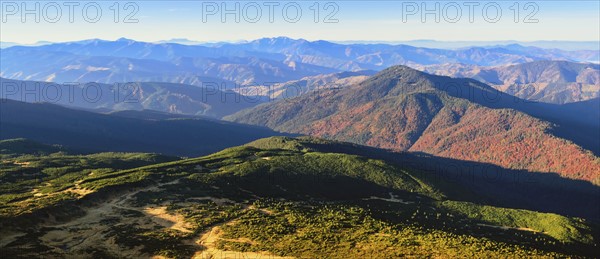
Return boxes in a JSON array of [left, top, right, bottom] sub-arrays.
[[227, 66, 600, 183], [1, 137, 597, 258]]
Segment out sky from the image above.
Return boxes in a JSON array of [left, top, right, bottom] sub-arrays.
[[0, 1, 599, 44]]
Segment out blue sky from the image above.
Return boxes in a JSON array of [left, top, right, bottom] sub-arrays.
[[1, 1, 598, 43]]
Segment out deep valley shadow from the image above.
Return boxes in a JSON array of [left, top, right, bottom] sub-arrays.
[[299, 139, 600, 221]]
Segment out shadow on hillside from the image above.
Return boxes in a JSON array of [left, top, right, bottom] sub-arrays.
[[403, 152, 599, 220], [0, 99, 296, 157], [301, 141, 600, 221]]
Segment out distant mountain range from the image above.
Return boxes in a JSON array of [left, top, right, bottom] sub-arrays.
[[0, 46, 336, 86], [232, 70, 376, 100], [0, 41, 53, 49], [0, 99, 287, 156], [419, 60, 600, 104], [334, 40, 600, 51], [5, 38, 600, 50], [226, 66, 600, 184], [2, 37, 598, 88], [0, 78, 265, 118]]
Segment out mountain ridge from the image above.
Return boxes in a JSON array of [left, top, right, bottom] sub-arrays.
[[226, 66, 600, 183], [0, 99, 289, 156], [3, 38, 597, 83], [0, 78, 266, 118], [419, 60, 600, 104]]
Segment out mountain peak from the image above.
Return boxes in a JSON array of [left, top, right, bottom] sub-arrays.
[[359, 65, 434, 90], [324, 64, 506, 111], [116, 37, 135, 42], [270, 36, 303, 42], [378, 65, 426, 76], [252, 36, 308, 45]]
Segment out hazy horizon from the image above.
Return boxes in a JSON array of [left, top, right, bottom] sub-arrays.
[[2, 1, 599, 44], [2, 36, 599, 51]]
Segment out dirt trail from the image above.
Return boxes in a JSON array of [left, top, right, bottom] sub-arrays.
[[13, 161, 31, 167], [143, 206, 193, 233], [476, 223, 539, 233], [363, 192, 414, 204], [35, 179, 183, 257], [5, 178, 295, 258], [48, 179, 181, 229], [191, 203, 292, 259], [193, 223, 293, 259], [29, 179, 95, 199]]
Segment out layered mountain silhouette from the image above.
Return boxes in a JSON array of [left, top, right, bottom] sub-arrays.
[[224, 37, 599, 69], [0, 48, 337, 86], [233, 70, 376, 99], [0, 99, 286, 156], [226, 66, 600, 184], [421, 61, 600, 104], [0, 78, 267, 118], [2, 38, 598, 88]]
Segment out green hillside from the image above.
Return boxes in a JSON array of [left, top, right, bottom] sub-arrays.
[[0, 137, 597, 258]]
